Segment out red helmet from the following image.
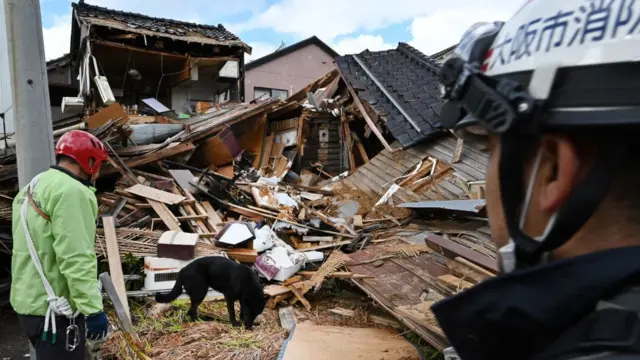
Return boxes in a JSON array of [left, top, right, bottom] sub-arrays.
[[55, 130, 108, 176]]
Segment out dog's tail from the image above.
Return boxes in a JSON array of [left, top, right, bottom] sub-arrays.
[[155, 276, 184, 303]]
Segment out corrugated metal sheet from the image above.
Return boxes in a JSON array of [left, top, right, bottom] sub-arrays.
[[341, 134, 488, 203]]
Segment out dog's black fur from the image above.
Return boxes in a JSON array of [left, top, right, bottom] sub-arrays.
[[155, 256, 266, 329]]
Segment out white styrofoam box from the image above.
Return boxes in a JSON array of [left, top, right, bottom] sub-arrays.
[[302, 251, 324, 262], [61, 97, 85, 115], [144, 256, 192, 292], [144, 255, 229, 294]]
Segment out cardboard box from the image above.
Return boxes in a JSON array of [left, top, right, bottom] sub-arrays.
[[157, 231, 199, 260]]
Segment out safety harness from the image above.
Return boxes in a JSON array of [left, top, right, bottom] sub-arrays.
[[20, 175, 80, 351]]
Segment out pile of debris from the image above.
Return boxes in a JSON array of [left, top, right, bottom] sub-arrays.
[[0, 59, 497, 359]]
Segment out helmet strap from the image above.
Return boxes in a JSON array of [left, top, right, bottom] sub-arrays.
[[497, 133, 624, 272]]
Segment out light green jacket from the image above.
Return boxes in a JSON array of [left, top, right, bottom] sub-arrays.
[[10, 167, 103, 316]]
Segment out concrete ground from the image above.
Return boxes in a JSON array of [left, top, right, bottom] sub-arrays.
[[0, 309, 30, 360]]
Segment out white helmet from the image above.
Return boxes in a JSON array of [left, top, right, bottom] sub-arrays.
[[439, 0, 640, 273]]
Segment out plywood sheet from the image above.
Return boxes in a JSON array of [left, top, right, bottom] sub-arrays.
[[281, 323, 420, 360], [125, 184, 185, 205]]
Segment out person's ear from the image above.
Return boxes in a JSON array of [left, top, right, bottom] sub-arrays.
[[536, 135, 580, 214]]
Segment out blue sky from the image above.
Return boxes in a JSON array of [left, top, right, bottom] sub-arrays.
[[39, 0, 521, 61]]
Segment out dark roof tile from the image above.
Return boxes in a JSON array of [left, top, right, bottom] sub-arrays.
[[337, 42, 444, 148], [72, 2, 248, 49]]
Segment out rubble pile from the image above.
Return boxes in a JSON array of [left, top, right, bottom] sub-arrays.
[[0, 44, 498, 360]]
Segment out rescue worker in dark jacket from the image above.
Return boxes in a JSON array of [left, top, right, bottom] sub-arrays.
[[432, 1, 640, 359]]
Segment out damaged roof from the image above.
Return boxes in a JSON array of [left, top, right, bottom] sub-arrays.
[[342, 133, 488, 204], [336, 43, 444, 148], [430, 44, 457, 59], [72, 1, 250, 52]]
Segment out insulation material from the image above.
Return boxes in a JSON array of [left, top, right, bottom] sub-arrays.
[[255, 240, 307, 281]]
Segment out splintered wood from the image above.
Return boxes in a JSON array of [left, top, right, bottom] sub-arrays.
[[306, 251, 350, 292], [394, 301, 444, 338]]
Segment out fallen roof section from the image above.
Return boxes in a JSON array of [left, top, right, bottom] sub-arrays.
[[341, 133, 488, 205], [72, 1, 251, 52], [336, 43, 443, 148], [345, 218, 497, 349]]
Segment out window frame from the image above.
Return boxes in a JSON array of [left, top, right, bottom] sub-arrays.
[[254, 87, 289, 100]]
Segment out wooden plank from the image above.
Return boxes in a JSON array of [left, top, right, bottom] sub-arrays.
[[281, 323, 420, 360], [454, 257, 495, 277], [297, 271, 373, 279], [264, 285, 291, 297], [328, 308, 400, 328], [368, 157, 403, 177], [342, 116, 356, 172], [336, 66, 394, 152], [375, 152, 413, 174], [259, 134, 275, 170], [394, 302, 445, 338], [353, 135, 369, 164], [87, 103, 129, 129], [171, 172, 217, 233], [152, 214, 208, 222], [125, 184, 185, 205], [102, 216, 131, 320], [438, 274, 474, 291], [201, 201, 223, 229], [101, 142, 196, 176], [353, 215, 363, 228], [148, 200, 181, 231], [451, 137, 464, 163], [288, 283, 312, 311], [425, 233, 497, 271], [115, 144, 163, 156], [304, 240, 352, 251], [223, 248, 258, 263]]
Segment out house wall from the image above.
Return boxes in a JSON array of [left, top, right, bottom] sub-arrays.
[[47, 65, 73, 86], [244, 43, 335, 101], [0, 0, 14, 134]]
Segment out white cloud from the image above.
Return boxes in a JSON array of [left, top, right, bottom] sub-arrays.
[[232, 0, 522, 48], [409, 3, 520, 56], [42, 13, 72, 60], [244, 42, 280, 63], [330, 34, 394, 55], [232, 0, 431, 41]]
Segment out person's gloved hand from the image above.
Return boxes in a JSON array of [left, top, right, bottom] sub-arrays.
[[86, 311, 109, 341]]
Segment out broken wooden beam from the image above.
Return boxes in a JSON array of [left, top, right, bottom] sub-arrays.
[[101, 142, 196, 176]]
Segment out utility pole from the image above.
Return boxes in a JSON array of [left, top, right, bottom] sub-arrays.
[[3, 0, 55, 188]]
